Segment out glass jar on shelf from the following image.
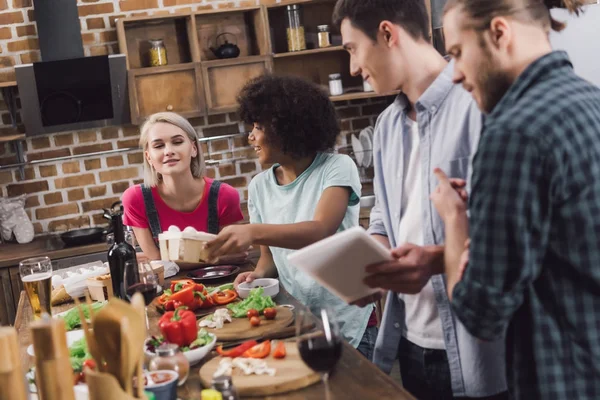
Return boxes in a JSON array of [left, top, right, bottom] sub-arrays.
[[148, 343, 190, 386], [317, 25, 331, 48], [286, 5, 306, 52], [148, 38, 168, 67], [328, 73, 343, 96]]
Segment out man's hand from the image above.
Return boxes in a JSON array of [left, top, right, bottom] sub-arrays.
[[350, 289, 387, 308], [205, 225, 254, 258], [430, 168, 468, 222], [363, 244, 443, 294]]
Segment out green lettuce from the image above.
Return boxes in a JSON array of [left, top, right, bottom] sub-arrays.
[[68, 337, 91, 372], [226, 287, 276, 318], [60, 302, 106, 331]]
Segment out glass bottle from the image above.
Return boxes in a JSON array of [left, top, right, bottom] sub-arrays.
[[148, 39, 168, 67], [211, 375, 240, 400], [286, 5, 306, 52], [148, 343, 190, 386], [317, 25, 331, 48], [328, 73, 343, 96], [107, 211, 137, 299]]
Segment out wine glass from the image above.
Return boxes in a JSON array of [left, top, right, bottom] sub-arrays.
[[296, 307, 342, 397], [124, 260, 159, 329]]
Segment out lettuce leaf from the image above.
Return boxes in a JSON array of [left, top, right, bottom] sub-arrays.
[[226, 287, 276, 318], [60, 302, 106, 331]]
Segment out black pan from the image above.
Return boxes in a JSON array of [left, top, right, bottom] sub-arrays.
[[60, 227, 106, 247]]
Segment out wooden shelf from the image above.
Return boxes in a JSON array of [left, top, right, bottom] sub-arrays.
[[330, 90, 400, 102], [128, 62, 195, 74], [273, 45, 344, 58], [0, 81, 17, 89], [0, 133, 25, 143], [266, 0, 336, 9], [201, 55, 268, 67]]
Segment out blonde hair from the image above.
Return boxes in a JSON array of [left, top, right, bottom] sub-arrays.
[[139, 112, 205, 187]]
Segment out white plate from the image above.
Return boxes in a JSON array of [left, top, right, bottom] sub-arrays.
[[359, 127, 373, 168], [144, 333, 217, 366], [27, 329, 84, 357], [351, 134, 364, 167]]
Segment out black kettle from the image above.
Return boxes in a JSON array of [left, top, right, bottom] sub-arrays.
[[210, 32, 240, 59]]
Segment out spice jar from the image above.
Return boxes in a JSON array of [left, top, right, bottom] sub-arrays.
[[212, 375, 240, 400], [148, 39, 168, 67], [329, 73, 343, 96], [148, 343, 190, 386], [318, 25, 331, 48], [286, 5, 306, 52]]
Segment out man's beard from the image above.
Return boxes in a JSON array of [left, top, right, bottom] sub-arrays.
[[476, 44, 513, 114]]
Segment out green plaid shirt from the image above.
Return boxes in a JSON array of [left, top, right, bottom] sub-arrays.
[[452, 51, 600, 399]]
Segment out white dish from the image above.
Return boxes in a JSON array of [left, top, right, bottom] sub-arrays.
[[359, 127, 373, 168], [237, 278, 280, 299], [351, 134, 364, 167], [27, 329, 84, 357], [144, 333, 216, 366], [287, 226, 392, 304]]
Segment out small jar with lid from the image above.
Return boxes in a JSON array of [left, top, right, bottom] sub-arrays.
[[148, 38, 168, 67], [328, 73, 343, 96], [317, 25, 331, 48], [148, 343, 190, 386], [211, 375, 240, 400], [286, 5, 306, 52]]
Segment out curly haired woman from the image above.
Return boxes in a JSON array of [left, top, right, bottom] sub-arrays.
[[205, 74, 377, 359]]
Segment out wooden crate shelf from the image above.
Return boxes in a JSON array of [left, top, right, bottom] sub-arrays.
[[330, 90, 400, 102], [273, 45, 344, 58]]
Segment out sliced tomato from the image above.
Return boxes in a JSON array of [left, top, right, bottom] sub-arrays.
[[242, 340, 271, 359], [212, 289, 238, 305], [216, 340, 258, 358], [272, 341, 286, 359]]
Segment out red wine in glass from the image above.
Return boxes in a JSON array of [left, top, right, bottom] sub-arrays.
[[126, 282, 157, 306], [298, 334, 342, 374]]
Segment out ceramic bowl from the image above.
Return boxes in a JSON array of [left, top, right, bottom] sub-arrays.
[[144, 333, 216, 366], [236, 278, 280, 299], [143, 370, 178, 400]]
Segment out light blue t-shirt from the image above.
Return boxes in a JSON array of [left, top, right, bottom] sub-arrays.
[[248, 152, 373, 347]]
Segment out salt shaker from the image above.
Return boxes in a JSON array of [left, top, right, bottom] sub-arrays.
[[328, 73, 343, 96], [212, 375, 240, 400]]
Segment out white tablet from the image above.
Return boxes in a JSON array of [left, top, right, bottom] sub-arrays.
[[287, 226, 393, 304]]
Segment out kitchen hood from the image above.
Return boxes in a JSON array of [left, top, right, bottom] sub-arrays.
[[15, 0, 130, 136]]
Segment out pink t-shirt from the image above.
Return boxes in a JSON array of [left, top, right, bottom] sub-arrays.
[[121, 177, 243, 233]]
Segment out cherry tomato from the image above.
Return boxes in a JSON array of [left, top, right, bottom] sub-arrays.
[[247, 309, 259, 319], [250, 316, 261, 327], [83, 359, 97, 371], [263, 307, 277, 320]]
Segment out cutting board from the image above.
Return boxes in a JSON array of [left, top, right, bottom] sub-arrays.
[[199, 341, 320, 396], [200, 306, 294, 341]]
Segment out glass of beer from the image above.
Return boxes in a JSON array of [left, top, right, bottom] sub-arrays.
[[20, 256, 53, 320]]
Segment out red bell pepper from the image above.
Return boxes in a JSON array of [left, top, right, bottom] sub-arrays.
[[242, 340, 271, 359], [170, 279, 195, 293], [272, 340, 286, 359], [212, 289, 238, 305], [158, 307, 198, 347], [216, 340, 258, 358]]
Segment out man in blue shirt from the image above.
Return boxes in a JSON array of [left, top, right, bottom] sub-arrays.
[[333, 0, 506, 398]]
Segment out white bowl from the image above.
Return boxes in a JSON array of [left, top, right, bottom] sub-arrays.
[[27, 329, 84, 357], [144, 333, 216, 366], [237, 278, 280, 299]]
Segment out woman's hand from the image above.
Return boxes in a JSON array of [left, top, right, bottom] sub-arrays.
[[205, 225, 255, 258], [233, 271, 263, 289]]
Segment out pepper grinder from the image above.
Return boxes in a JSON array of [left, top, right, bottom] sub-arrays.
[[31, 316, 76, 400], [0, 327, 28, 400]]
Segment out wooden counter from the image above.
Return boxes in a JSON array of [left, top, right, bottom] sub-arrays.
[[15, 264, 414, 400]]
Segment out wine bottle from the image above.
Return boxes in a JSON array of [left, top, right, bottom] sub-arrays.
[[107, 211, 137, 299]]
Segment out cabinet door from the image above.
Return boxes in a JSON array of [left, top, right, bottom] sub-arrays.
[[128, 63, 206, 124], [9, 266, 22, 321], [0, 269, 16, 326], [202, 56, 271, 114]]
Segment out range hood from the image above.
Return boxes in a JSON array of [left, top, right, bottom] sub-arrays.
[[15, 0, 130, 136]]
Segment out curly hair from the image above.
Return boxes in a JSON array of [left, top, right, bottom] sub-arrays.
[[237, 74, 340, 159]]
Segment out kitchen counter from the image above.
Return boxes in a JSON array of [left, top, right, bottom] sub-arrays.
[[0, 236, 107, 269]]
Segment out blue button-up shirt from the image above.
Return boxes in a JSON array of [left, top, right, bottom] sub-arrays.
[[368, 62, 507, 397]]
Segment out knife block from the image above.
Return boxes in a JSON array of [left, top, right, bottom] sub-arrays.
[[86, 368, 147, 400]]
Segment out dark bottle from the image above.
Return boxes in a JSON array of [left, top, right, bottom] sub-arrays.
[[107, 211, 137, 299]]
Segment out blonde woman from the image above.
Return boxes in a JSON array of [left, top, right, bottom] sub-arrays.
[[121, 112, 243, 260]]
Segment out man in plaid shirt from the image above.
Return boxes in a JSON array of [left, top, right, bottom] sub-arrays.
[[431, 0, 600, 399]]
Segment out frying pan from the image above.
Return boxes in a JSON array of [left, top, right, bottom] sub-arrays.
[[60, 227, 106, 247]]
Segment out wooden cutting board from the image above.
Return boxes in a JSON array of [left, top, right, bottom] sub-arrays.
[[199, 341, 320, 396], [200, 306, 294, 341]]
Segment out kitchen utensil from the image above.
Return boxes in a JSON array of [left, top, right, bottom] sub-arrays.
[[209, 32, 240, 59], [198, 306, 294, 341], [220, 319, 315, 349], [351, 134, 364, 167], [0, 327, 28, 400], [74, 297, 105, 373], [61, 227, 106, 247], [86, 367, 145, 400], [130, 292, 147, 399], [30, 316, 76, 400], [236, 278, 279, 299], [199, 341, 320, 396], [359, 127, 373, 168], [187, 265, 240, 282], [27, 329, 84, 357]]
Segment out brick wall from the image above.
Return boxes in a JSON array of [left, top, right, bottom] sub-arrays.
[[0, 0, 391, 235]]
